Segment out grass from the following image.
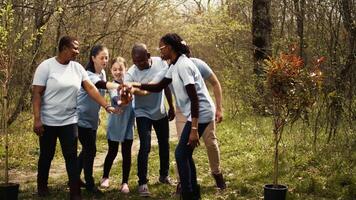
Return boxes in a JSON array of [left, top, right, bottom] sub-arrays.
[[0, 111, 355, 199]]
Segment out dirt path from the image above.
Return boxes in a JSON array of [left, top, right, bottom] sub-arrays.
[[10, 120, 178, 184]]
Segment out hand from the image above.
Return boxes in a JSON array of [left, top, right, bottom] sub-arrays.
[[113, 107, 123, 114], [105, 105, 116, 114], [33, 119, 44, 136], [168, 107, 175, 121], [187, 129, 200, 148], [215, 109, 223, 123]]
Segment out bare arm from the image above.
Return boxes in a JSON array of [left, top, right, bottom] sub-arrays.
[[185, 84, 200, 148], [82, 80, 114, 112], [32, 85, 45, 136], [164, 86, 175, 121], [138, 78, 172, 92], [207, 73, 223, 123], [131, 87, 150, 96]]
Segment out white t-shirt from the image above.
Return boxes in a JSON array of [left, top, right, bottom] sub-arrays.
[[165, 54, 215, 123], [124, 57, 168, 120], [32, 57, 89, 126]]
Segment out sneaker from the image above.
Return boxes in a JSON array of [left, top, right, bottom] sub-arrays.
[[159, 176, 173, 185], [120, 183, 130, 194], [213, 173, 226, 190], [138, 184, 150, 197], [100, 178, 109, 188]]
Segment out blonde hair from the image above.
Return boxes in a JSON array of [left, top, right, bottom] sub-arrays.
[[110, 56, 127, 69]]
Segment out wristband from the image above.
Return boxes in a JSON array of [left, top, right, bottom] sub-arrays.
[[191, 127, 197, 130]]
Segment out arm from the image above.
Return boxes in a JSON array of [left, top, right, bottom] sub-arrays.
[[164, 86, 175, 121], [94, 80, 120, 90], [138, 78, 172, 92], [82, 80, 114, 113], [130, 87, 150, 96], [32, 85, 46, 136], [207, 73, 223, 123], [185, 84, 200, 148]]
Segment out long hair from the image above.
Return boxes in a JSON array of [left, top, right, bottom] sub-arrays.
[[160, 33, 191, 57], [86, 45, 107, 73]]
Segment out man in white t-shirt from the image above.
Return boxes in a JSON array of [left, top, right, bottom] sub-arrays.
[[124, 43, 175, 197], [32, 36, 114, 199]]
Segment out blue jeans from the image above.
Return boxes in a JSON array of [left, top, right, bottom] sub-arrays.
[[175, 121, 209, 193], [37, 124, 79, 186], [136, 116, 170, 185], [78, 126, 97, 187]]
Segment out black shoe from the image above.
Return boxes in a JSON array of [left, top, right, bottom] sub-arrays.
[[181, 191, 194, 200], [213, 173, 226, 190], [37, 185, 50, 197], [175, 182, 181, 196], [86, 185, 104, 197], [193, 184, 201, 200]]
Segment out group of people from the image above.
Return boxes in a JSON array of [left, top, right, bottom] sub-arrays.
[[32, 33, 226, 200]]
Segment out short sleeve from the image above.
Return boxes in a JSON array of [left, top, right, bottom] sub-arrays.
[[32, 62, 49, 86], [151, 68, 168, 83], [78, 64, 89, 81], [88, 71, 102, 84], [164, 66, 173, 79], [177, 64, 195, 86], [124, 66, 135, 83], [195, 59, 213, 79]]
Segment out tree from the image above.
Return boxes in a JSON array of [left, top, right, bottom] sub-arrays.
[[252, 0, 272, 75]]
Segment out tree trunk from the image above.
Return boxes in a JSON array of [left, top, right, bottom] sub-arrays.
[[294, 0, 306, 62], [252, 0, 272, 75], [7, 1, 54, 126]]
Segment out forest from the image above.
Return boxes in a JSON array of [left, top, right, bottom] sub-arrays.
[[0, 0, 355, 199]]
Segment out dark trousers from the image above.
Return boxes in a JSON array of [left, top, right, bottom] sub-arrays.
[[37, 124, 79, 186], [175, 121, 209, 193], [103, 139, 133, 184], [78, 126, 97, 187], [136, 116, 170, 185]]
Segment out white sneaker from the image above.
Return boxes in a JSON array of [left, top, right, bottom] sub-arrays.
[[120, 183, 130, 194], [100, 178, 109, 188], [138, 184, 150, 197]]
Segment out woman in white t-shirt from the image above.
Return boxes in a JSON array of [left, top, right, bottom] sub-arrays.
[[132, 33, 215, 200], [32, 36, 115, 199]]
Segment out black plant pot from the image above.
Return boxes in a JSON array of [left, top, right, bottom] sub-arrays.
[[264, 184, 287, 200], [0, 183, 20, 200]]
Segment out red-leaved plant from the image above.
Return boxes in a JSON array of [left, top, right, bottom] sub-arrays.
[[263, 47, 324, 187]]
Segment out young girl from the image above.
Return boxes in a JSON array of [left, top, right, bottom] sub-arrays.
[[100, 57, 135, 194]]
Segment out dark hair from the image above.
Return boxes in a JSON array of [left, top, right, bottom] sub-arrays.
[[58, 36, 78, 52], [160, 33, 191, 57], [85, 45, 107, 73]]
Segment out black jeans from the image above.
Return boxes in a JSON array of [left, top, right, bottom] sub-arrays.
[[37, 124, 79, 186], [103, 139, 133, 184], [78, 126, 97, 187], [175, 121, 209, 193], [136, 116, 170, 185]]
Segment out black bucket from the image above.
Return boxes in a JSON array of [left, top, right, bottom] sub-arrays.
[[0, 183, 20, 200], [264, 184, 287, 200]]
